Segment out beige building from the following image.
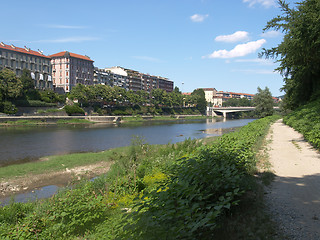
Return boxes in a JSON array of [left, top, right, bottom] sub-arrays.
[[0, 42, 52, 89], [201, 88, 217, 104], [49, 51, 94, 93]]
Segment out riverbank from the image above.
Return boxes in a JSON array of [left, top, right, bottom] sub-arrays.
[[0, 114, 210, 126], [0, 116, 279, 239]]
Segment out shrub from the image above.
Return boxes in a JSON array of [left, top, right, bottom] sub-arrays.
[[64, 105, 85, 116], [0, 101, 17, 114], [283, 99, 320, 149]]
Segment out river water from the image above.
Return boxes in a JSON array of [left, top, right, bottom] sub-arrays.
[[0, 118, 254, 166], [0, 118, 255, 205]]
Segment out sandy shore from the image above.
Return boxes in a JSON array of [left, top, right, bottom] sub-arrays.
[[266, 119, 320, 239]]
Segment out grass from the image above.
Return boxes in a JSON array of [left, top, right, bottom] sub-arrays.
[[56, 119, 93, 124], [0, 116, 282, 239], [0, 118, 94, 126], [0, 147, 129, 181], [122, 115, 209, 122], [36, 108, 64, 114], [1, 120, 46, 125]]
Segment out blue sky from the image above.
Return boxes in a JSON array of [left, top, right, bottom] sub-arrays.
[[2, 0, 296, 96]]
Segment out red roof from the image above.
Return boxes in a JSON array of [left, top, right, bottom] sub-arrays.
[[0, 42, 50, 59], [49, 51, 94, 62]]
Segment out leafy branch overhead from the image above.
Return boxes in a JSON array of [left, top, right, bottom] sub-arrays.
[[260, 0, 320, 109]]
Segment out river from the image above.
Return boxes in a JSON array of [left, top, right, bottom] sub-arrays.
[[0, 118, 254, 166], [0, 118, 255, 205]]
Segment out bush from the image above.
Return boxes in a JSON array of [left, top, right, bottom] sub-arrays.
[[0, 101, 18, 114], [64, 105, 85, 116], [283, 99, 320, 149]]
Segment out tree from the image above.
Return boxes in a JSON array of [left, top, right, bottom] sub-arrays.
[[191, 89, 206, 114], [253, 87, 274, 118], [0, 68, 22, 101], [260, 0, 320, 109], [68, 84, 89, 105], [20, 69, 34, 92], [222, 98, 253, 107]]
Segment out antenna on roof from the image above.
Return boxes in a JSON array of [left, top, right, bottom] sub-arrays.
[[10, 44, 15, 49], [24, 46, 30, 52], [38, 49, 43, 55], [0, 42, 5, 47]]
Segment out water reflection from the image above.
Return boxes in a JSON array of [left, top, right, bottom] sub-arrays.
[[0, 118, 255, 166], [0, 185, 59, 206]]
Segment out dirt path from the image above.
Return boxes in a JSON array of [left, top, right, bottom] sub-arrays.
[[266, 119, 320, 239]]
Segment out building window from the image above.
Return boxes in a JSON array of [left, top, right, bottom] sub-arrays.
[[66, 71, 69, 76]]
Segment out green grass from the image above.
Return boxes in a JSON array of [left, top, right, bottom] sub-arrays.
[[122, 115, 208, 122], [0, 147, 129, 180], [56, 119, 93, 124], [0, 118, 94, 126], [0, 116, 281, 239], [1, 120, 46, 125]]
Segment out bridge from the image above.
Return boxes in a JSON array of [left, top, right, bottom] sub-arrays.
[[206, 107, 256, 118]]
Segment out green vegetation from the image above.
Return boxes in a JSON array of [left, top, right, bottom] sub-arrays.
[[0, 147, 127, 180], [283, 99, 320, 149], [0, 68, 64, 114], [64, 104, 85, 116], [253, 87, 274, 118], [261, 0, 320, 110], [0, 116, 279, 239], [1, 120, 46, 126], [222, 97, 253, 107], [122, 115, 207, 122], [56, 119, 93, 124]]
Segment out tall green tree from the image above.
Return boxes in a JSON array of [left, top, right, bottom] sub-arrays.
[[0, 68, 22, 101], [191, 89, 206, 114], [253, 87, 274, 118], [20, 69, 34, 92], [260, 0, 320, 109]]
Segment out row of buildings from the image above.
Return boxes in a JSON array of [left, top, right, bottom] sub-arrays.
[[0, 42, 174, 94], [198, 88, 279, 107]]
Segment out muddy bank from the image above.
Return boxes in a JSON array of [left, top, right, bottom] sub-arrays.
[[0, 161, 112, 199]]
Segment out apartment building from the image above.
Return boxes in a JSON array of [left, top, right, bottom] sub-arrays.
[[49, 51, 94, 93], [105, 66, 173, 92], [0, 42, 52, 89], [201, 88, 217, 103]]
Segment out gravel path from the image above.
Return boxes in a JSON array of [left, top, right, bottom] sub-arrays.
[[266, 119, 320, 239]]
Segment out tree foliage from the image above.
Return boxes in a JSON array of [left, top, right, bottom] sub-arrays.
[[253, 87, 274, 118], [223, 98, 253, 107], [260, 0, 320, 109], [191, 88, 207, 114], [0, 68, 22, 101]]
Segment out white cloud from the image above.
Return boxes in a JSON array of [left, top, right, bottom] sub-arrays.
[[132, 56, 161, 62], [34, 37, 99, 43], [190, 14, 209, 22], [243, 0, 277, 8], [204, 39, 266, 59], [215, 31, 249, 43], [260, 30, 282, 38]]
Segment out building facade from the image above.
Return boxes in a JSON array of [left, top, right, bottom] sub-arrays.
[[49, 51, 94, 93], [0, 42, 52, 89], [104, 66, 173, 93]]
